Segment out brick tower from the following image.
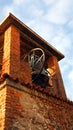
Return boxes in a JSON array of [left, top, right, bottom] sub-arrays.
[[0, 13, 73, 130]]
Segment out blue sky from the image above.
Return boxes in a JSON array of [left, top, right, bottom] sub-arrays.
[[0, 0, 73, 101]]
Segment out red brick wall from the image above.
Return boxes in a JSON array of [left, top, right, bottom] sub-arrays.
[[2, 25, 20, 78], [20, 61, 32, 85], [0, 80, 73, 130], [2, 25, 32, 85], [0, 86, 6, 130], [15, 87, 73, 130]]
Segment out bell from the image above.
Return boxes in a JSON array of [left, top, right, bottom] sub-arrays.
[[24, 48, 50, 87]]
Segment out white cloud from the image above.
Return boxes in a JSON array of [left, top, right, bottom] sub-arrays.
[[68, 19, 73, 30], [27, 4, 43, 18], [3, 6, 14, 15], [45, 0, 73, 25], [68, 70, 73, 82], [13, 0, 25, 5], [42, 0, 56, 6], [52, 34, 72, 54], [66, 70, 73, 100]]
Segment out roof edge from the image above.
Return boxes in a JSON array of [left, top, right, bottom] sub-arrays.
[[0, 12, 64, 61]]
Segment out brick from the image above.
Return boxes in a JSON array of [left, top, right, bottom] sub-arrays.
[[2, 25, 20, 79]]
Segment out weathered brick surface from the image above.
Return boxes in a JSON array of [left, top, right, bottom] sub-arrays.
[[0, 87, 6, 130], [2, 25, 20, 79], [2, 25, 32, 85], [20, 61, 32, 85], [16, 88, 73, 130], [0, 80, 73, 130]]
